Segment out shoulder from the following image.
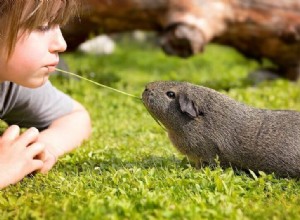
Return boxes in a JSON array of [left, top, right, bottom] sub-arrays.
[[1, 80, 74, 129], [0, 82, 22, 117]]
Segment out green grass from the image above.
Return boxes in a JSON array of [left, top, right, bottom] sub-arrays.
[[1, 39, 300, 220]]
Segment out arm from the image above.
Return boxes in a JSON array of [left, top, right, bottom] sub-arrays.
[[1, 82, 92, 173], [37, 100, 92, 173]]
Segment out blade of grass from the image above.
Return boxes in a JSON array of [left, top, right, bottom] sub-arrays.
[[55, 68, 141, 100]]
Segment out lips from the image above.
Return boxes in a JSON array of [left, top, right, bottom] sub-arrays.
[[45, 61, 59, 72], [46, 65, 57, 73]]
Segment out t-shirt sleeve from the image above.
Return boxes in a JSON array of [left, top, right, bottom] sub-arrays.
[[2, 81, 73, 130]]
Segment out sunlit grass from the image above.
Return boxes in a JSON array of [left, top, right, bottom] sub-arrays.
[[1, 39, 300, 219]]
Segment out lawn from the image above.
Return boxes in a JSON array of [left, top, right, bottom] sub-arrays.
[[1, 38, 300, 220]]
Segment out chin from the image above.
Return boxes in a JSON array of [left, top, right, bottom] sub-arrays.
[[25, 77, 49, 88]]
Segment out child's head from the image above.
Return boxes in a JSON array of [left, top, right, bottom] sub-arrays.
[[0, 0, 78, 58], [0, 0, 80, 88]]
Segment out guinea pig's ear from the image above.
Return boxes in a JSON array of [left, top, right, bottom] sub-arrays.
[[179, 93, 199, 118]]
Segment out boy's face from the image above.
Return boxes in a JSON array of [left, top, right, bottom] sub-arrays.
[[0, 25, 66, 88]]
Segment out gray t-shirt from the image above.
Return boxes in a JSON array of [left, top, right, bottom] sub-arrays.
[[0, 81, 73, 130]]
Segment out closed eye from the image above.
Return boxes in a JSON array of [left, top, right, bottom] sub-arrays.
[[166, 91, 176, 99], [36, 25, 51, 32]]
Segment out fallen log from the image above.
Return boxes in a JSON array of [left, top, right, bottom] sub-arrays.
[[63, 0, 300, 80]]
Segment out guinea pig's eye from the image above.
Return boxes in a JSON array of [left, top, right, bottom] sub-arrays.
[[166, 91, 176, 99]]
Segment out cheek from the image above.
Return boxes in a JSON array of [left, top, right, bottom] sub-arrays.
[[2, 47, 44, 84], [16, 39, 43, 59], [9, 37, 46, 70], [5, 50, 34, 76], [155, 98, 173, 115]]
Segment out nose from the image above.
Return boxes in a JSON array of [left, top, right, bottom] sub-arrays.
[[49, 26, 67, 53], [144, 82, 156, 92]]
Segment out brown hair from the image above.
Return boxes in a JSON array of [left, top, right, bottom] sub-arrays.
[[0, 0, 79, 57]]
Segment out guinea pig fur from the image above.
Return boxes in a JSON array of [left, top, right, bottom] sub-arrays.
[[142, 81, 300, 178]]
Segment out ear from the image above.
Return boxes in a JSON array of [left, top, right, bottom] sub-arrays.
[[179, 93, 199, 118]]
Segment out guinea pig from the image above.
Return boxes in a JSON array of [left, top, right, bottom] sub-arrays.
[[142, 81, 300, 178]]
